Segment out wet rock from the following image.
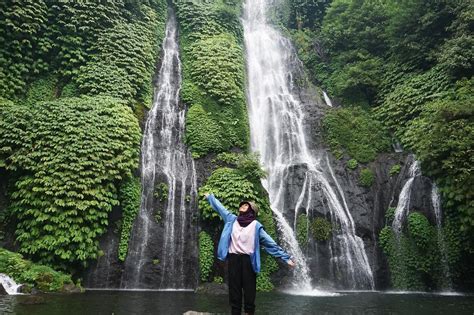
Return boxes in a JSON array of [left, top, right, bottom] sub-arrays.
[[61, 283, 82, 293], [195, 283, 228, 295], [0, 283, 7, 295], [16, 285, 36, 294]]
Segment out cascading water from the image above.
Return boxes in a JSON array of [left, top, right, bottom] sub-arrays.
[[243, 0, 374, 291], [323, 91, 333, 107], [392, 157, 421, 235], [431, 184, 452, 289], [0, 274, 22, 295], [121, 11, 198, 290]]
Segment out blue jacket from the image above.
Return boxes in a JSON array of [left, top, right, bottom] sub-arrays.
[[207, 194, 292, 273]]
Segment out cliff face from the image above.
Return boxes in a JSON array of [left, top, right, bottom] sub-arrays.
[[271, 69, 442, 289]]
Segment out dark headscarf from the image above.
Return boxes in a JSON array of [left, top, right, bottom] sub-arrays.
[[237, 202, 256, 227]]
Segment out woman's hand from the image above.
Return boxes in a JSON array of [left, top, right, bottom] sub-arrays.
[[204, 193, 210, 199], [287, 260, 296, 268]]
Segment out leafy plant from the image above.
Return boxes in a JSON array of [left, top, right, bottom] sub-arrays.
[[323, 107, 391, 163], [118, 176, 141, 262], [347, 159, 358, 170], [359, 168, 375, 188], [213, 276, 223, 284], [176, 0, 249, 158], [296, 214, 309, 247], [311, 217, 332, 241], [199, 231, 214, 282], [389, 164, 401, 177], [385, 207, 396, 225], [154, 183, 169, 202], [0, 248, 76, 292], [0, 96, 141, 269]]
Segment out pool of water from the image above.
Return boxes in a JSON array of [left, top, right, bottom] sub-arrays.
[[1, 290, 473, 314]]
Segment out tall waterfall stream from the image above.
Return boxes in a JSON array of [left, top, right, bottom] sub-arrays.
[[121, 12, 197, 290], [243, 0, 374, 292]]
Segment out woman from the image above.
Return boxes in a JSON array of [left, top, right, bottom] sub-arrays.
[[204, 193, 295, 315]]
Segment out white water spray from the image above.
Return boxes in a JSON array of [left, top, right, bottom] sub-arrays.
[[323, 91, 333, 107], [392, 158, 420, 235], [243, 0, 374, 291], [0, 274, 22, 295], [122, 12, 197, 289], [431, 185, 452, 289]]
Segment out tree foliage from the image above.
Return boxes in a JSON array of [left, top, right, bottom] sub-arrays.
[[118, 176, 142, 262], [323, 107, 391, 162], [0, 96, 141, 269], [286, 0, 473, 287], [176, 0, 249, 157], [0, 248, 76, 292]]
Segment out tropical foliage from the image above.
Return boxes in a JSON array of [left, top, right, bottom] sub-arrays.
[[175, 0, 249, 158], [0, 1, 166, 273]]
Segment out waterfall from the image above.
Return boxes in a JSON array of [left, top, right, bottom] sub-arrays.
[[323, 91, 333, 107], [392, 157, 421, 235], [243, 0, 374, 291], [431, 185, 453, 290], [0, 274, 22, 295], [121, 11, 198, 290]]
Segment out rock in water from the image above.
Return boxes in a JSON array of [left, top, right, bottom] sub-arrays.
[[0, 283, 7, 295]]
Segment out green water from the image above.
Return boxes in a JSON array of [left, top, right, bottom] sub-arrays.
[[0, 291, 473, 315]]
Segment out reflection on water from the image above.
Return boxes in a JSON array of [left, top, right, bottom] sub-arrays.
[[0, 291, 473, 315]]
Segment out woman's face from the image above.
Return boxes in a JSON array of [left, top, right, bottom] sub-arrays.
[[239, 203, 249, 213]]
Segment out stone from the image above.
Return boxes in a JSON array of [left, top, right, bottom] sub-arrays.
[[195, 283, 228, 295], [0, 283, 7, 295]]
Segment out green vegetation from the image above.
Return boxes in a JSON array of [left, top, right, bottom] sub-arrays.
[[359, 169, 375, 188], [379, 212, 461, 290], [296, 214, 309, 248], [198, 231, 214, 282], [311, 217, 332, 242], [403, 80, 473, 236], [0, 248, 77, 292], [198, 152, 278, 290], [154, 183, 169, 202], [76, 6, 166, 107], [347, 159, 358, 170], [285, 2, 473, 285], [385, 207, 396, 225], [0, 97, 141, 269], [199, 168, 258, 220], [0, 1, 167, 272], [389, 164, 401, 177], [0, 1, 167, 109], [256, 254, 278, 292], [175, 0, 249, 158], [118, 176, 142, 262], [323, 107, 391, 162], [213, 276, 223, 284]]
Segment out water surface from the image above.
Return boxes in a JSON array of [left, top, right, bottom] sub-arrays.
[[1, 290, 473, 315]]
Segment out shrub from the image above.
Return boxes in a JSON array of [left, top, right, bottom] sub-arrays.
[[389, 164, 401, 176], [118, 176, 141, 262], [199, 231, 214, 282], [359, 168, 375, 187], [0, 96, 141, 268], [311, 217, 332, 241], [347, 159, 358, 170], [177, 0, 249, 157], [0, 248, 75, 292], [296, 214, 309, 247], [323, 107, 391, 163], [385, 207, 396, 225]]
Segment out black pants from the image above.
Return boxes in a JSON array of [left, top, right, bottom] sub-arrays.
[[228, 253, 256, 315]]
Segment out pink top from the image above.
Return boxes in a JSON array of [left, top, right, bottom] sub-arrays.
[[228, 220, 257, 255]]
